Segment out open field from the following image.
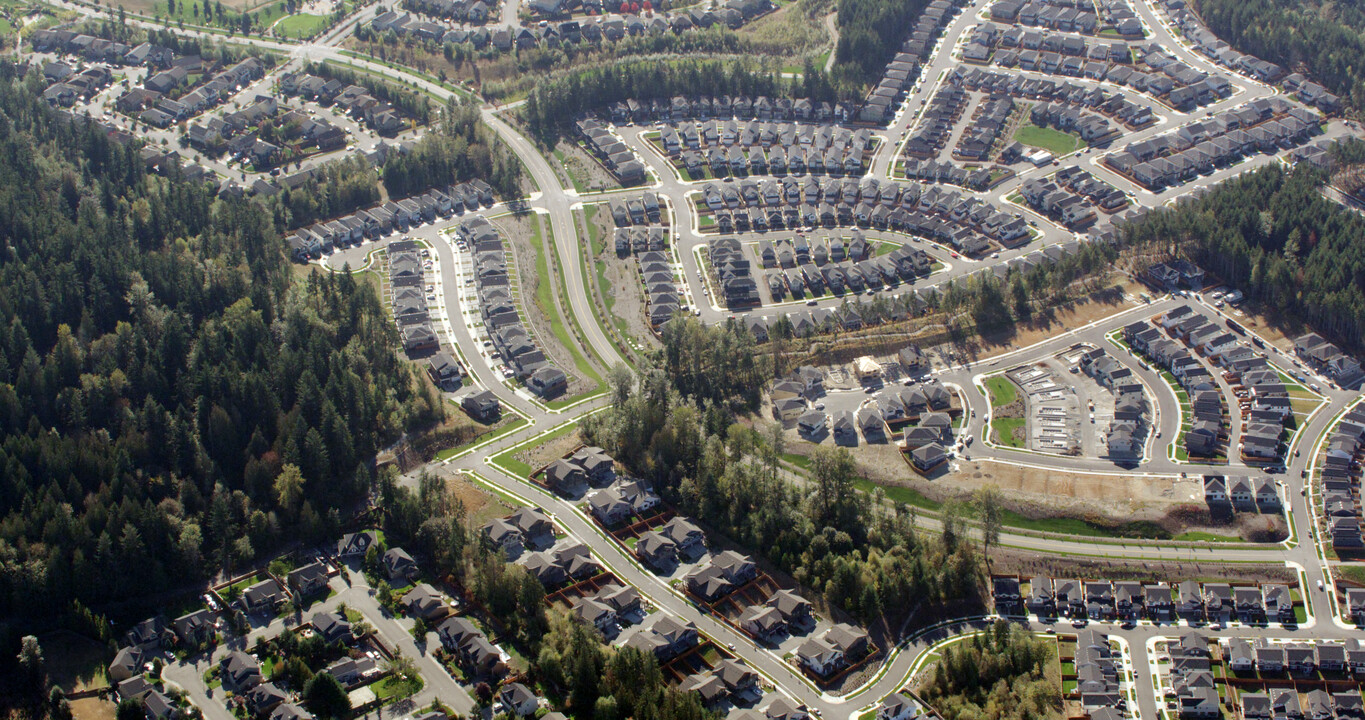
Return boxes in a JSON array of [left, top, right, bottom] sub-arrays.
[[444, 469, 524, 527], [117, 0, 291, 30], [273, 12, 328, 38], [1014, 123, 1086, 155]]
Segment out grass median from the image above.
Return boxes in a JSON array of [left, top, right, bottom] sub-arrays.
[[527, 214, 606, 405]]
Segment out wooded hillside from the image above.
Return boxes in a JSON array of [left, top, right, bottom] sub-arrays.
[[1119, 164, 1365, 348], [0, 63, 440, 619], [1196, 0, 1365, 112]]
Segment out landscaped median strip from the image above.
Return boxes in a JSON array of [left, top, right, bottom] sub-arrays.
[[975, 371, 1050, 455]]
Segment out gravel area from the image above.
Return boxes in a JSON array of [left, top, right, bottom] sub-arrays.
[[990, 548, 1297, 585], [556, 139, 622, 193], [586, 207, 658, 347], [494, 212, 595, 397]]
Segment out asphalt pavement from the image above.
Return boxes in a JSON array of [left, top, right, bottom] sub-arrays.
[[40, 0, 1365, 715]]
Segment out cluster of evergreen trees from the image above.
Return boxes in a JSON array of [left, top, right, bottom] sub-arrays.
[[268, 155, 382, 230], [520, 58, 836, 142], [919, 620, 1062, 720], [1194, 0, 1365, 113], [382, 99, 524, 199], [830, 0, 930, 91], [583, 322, 984, 624], [1117, 164, 1365, 349], [0, 63, 441, 620], [264, 98, 521, 230]]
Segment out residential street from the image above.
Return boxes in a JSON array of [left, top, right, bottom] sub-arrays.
[[42, 0, 1365, 715]]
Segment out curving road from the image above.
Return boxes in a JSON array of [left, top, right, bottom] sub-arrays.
[[40, 0, 1365, 714]]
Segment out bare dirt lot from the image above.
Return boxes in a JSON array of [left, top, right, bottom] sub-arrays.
[[966, 283, 1140, 362], [585, 205, 657, 348], [442, 468, 519, 527], [951, 459, 1200, 519], [555, 140, 621, 194], [851, 443, 1199, 518], [990, 547, 1297, 585], [70, 697, 117, 720], [842, 446, 1283, 540], [494, 212, 595, 397]]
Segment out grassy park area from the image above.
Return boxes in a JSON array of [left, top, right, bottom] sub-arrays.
[[1014, 124, 1086, 155]]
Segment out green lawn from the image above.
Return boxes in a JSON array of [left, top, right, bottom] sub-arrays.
[[273, 12, 328, 38], [1173, 531, 1241, 543], [221, 573, 265, 599], [1013, 124, 1085, 155], [528, 215, 603, 389], [490, 420, 579, 478], [993, 417, 1027, 448], [146, 0, 289, 31], [372, 673, 422, 701], [984, 375, 1018, 407], [1339, 565, 1365, 585]]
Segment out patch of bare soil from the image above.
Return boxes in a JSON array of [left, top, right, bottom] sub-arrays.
[[989, 547, 1296, 585], [945, 459, 1200, 522], [440, 468, 518, 528], [586, 207, 657, 347], [1218, 300, 1307, 355], [514, 428, 583, 474], [603, 255, 653, 341], [963, 285, 1138, 362], [494, 212, 594, 397], [849, 450, 1284, 540], [404, 412, 504, 464], [70, 697, 116, 720], [557, 140, 621, 193]]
